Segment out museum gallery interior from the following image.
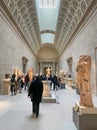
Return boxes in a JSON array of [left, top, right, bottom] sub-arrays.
[[0, 0, 97, 130]]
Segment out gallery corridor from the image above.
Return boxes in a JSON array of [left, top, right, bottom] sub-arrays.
[[0, 88, 97, 130]]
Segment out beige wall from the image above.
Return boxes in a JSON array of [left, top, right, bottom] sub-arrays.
[[0, 12, 36, 78], [37, 46, 58, 61], [59, 9, 97, 94]]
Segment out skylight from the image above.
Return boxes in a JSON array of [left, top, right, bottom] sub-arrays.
[[40, 0, 57, 8], [35, 0, 60, 44]]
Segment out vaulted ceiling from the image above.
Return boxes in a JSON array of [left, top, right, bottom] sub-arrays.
[[1, 0, 94, 56]]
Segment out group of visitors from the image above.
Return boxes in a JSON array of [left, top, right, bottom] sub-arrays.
[[39, 74, 60, 90], [28, 74, 61, 118], [10, 73, 62, 118], [10, 73, 29, 95]]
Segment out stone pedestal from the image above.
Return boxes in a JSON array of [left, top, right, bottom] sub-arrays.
[[75, 102, 97, 114], [42, 80, 56, 103], [67, 78, 72, 87], [73, 103, 97, 130], [2, 79, 10, 95], [42, 80, 51, 97]]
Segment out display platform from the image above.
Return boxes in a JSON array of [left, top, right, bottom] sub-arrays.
[[2, 79, 10, 95], [73, 103, 97, 130], [42, 95, 56, 103], [42, 80, 57, 103], [75, 102, 97, 114]]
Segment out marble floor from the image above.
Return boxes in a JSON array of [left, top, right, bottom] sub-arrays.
[[0, 88, 97, 130]]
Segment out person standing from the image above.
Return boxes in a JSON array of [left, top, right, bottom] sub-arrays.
[[10, 74, 17, 95], [28, 75, 43, 118], [25, 74, 29, 90], [52, 74, 58, 90], [17, 76, 22, 93]]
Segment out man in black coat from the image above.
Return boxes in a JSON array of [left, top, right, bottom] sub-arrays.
[[28, 76, 43, 118]]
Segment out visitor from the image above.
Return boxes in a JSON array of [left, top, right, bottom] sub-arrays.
[[28, 75, 43, 118], [10, 74, 17, 95]]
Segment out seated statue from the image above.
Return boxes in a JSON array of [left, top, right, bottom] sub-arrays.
[[76, 55, 93, 107]]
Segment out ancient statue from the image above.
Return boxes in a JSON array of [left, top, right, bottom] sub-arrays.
[[46, 67, 51, 77], [76, 55, 93, 107], [28, 68, 33, 82], [59, 69, 66, 83]]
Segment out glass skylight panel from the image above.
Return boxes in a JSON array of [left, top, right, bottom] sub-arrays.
[[40, 0, 57, 8]]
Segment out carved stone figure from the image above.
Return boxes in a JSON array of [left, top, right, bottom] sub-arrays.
[[59, 69, 66, 83], [28, 68, 33, 82], [46, 67, 51, 77], [76, 55, 93, 107]]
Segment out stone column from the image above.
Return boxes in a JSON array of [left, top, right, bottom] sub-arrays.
[[52, 62, 55, 75], [56, 61, 59, 74], [40, 62, 43, 75], [36, 61, 39, 74]]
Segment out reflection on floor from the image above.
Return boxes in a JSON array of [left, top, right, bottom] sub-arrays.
[[0, 88, 97, 130]]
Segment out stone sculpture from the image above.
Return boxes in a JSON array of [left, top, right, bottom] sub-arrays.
[[46, 67, 51, 77], [28, 68, 33, 82], [76, 55, 93, 107], [59, 69, 66, 83]]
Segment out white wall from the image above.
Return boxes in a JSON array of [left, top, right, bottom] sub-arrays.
[[0, 12, 36, 77], [59, 9, 97, 93]]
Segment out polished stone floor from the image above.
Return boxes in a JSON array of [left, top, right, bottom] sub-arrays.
[[0, 88, 97, 130]]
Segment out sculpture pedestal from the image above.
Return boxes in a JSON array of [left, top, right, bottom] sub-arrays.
[[67, 78, 72, 87], [42, 80, 51, 97], [42, 95, 56, 103], [73, 103, 97, 130], [75, 102, 97, 114], [2, 79, 10, 95], [42, 80, 56, 103]]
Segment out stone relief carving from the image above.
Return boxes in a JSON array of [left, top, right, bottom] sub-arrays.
[[72, 0, 78, 9], [76, 55, 93, 107], [81, 1, 86, 13]]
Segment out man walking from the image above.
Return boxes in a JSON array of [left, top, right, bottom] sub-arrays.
[[28, 75, 43, 118]]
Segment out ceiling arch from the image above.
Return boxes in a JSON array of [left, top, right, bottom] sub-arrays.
[[1, 0, 95, 56], [40, 30, 55, 34]]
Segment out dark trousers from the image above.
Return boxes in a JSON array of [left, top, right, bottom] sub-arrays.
[[53, 83, 56, 90], [32, 101, 40, 117], [10, 85, 16, 95]]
